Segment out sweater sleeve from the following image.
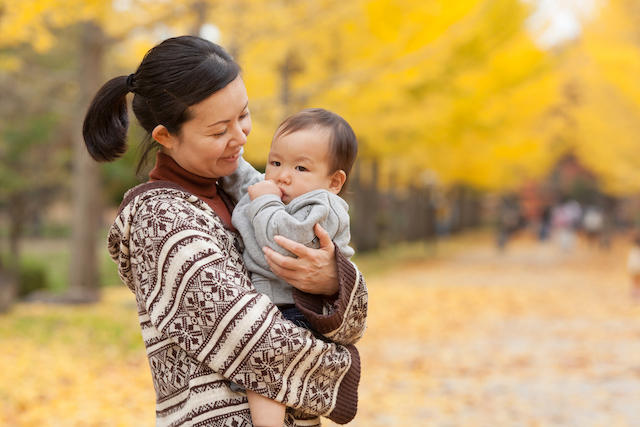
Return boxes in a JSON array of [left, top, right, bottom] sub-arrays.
[[129, 195, 360, 423], [293, 247, 368, 346]]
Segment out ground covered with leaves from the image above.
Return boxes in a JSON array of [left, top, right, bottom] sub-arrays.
[[2, 232, 639, 426]]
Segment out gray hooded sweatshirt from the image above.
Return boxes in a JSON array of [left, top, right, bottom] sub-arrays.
[[229, 162, 354, 305]]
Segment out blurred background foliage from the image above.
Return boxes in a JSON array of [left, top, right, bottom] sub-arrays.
[[1, 0, 640, 306]]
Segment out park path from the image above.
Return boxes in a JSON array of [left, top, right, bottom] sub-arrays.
[[330, 232, 640, 427]]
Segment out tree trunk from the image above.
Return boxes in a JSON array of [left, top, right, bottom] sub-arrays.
[[279, 49, 304, 120], [0, 269, 17, 313], [0, 207, 18, 311], [67, 22, 105, 303], [0, 193, 27, 311], [190, 0, 207, 36]]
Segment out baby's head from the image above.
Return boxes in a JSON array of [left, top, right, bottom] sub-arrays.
[[265, 108, 358, 204]]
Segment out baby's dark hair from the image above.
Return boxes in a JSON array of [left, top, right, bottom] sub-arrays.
[[274, 108, 358, 195]]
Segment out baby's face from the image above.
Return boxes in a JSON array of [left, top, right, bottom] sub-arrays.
[[265, 128, 337, 204]]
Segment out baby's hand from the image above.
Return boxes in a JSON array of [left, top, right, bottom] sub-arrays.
[[248, 180, 283, 201]]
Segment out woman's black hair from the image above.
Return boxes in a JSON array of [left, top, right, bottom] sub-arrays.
[[82, 36, 241, 174]]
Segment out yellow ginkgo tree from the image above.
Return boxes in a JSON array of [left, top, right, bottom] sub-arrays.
[[559, 0, 640, 196]]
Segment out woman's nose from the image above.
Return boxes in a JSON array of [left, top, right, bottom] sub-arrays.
[[229, 123, 251, 146], [230, 123, 248, 147]]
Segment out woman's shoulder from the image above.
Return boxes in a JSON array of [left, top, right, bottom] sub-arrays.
[[118, 181, 198, 213], [114, 181, 233, 242], [115, 181, 227, 232]]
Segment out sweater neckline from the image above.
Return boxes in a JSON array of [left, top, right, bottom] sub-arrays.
[[148, 151, 219, 199]]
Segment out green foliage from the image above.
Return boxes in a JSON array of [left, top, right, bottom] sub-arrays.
[[18, 233, 123, 294], [18, 249, 67, 294], [0, 112, 61, 196], [37, 223, 72, 239], [18, 258, 49, 297]]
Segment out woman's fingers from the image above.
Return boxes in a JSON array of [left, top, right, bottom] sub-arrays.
[[314, 223, 334, 250], [262, 245, 296, 275], [272, 234, 310, 259], [262, 224, 338, 295]]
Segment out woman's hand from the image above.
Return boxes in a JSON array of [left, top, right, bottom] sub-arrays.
[[262, 223, 339, 296]]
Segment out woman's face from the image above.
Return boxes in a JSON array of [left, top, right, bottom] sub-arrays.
[[163, 76, 251, 179]]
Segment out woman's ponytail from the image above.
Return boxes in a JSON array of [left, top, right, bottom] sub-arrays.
[[82, 75, 131, 162]]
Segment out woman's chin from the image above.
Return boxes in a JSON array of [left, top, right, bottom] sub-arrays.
[[216, 158, 240, 177]]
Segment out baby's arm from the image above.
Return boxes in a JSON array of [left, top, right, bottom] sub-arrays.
[[247, 193, 337, 260]]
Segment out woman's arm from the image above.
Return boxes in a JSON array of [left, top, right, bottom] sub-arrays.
[[130, 196, 360, 423], [264, 224, 368, 346]]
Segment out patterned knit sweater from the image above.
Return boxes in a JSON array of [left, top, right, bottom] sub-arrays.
[[108, 179, 368, 426]]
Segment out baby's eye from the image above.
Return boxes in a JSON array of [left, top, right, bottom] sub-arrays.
[[271, 161, 281, 167], [296, 166, 308, 172]]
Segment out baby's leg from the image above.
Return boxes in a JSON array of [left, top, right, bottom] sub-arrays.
[[246, 389, 286, 427]]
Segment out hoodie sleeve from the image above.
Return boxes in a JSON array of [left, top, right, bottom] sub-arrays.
[[217, 155, 263, 204], [246, 193, 332, 255]]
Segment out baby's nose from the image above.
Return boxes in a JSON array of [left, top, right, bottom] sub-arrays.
[[277, 172, 290, 184]]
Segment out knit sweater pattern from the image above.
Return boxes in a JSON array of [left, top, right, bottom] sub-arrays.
[[108, 180, 367, 426]]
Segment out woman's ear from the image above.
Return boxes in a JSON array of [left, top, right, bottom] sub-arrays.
[[152, 125, 175, 150], [329, 170, 347, 195]]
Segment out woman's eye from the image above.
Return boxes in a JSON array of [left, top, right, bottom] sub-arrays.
[[213, 130, 227, 137], [240, 111, 250, 119], [296, 166, 307, 172]]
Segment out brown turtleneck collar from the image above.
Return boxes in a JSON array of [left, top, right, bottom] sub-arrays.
[[148, 151, 236, 232]]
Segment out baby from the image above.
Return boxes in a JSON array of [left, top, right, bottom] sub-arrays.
[[231, 108, 358, 426]]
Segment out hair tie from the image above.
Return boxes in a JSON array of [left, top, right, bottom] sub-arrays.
[[126, 73, 135, 93]]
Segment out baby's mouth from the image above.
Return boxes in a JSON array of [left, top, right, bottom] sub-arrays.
[[278, 187, 287, 201]]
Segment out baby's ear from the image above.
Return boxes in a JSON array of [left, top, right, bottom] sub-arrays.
[[329, 170, 347, 195]]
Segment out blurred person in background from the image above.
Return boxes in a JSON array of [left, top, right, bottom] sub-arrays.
[[82, 35, 367, 427], [552, 199, 582, 252], [538, 205, 553, 242], [497, 198, 521, 251], [582, 204, 605, 248]]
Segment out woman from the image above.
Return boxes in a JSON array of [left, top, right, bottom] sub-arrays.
[[83, 36, 367, 427]]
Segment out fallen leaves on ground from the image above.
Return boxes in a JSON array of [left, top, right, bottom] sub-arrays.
[[328, 232, 640, 427], [1, 231, 639, 426]]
